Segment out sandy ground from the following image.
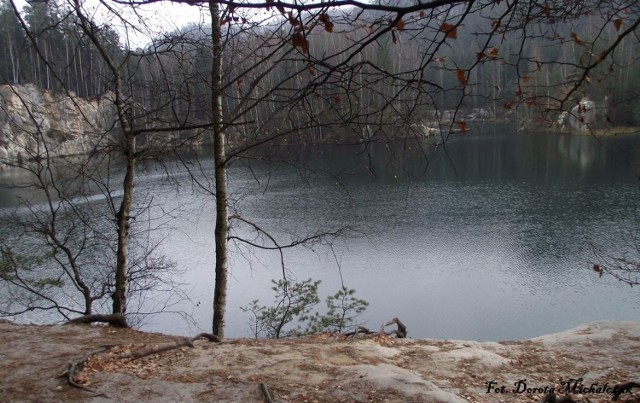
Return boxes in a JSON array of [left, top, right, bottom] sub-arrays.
[[1, 320, 640, 402]]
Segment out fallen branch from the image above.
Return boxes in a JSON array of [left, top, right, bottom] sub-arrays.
[[65, 314, 128, 328], [380, 317, 407, 338]]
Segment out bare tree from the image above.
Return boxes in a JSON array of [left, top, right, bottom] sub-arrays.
[[92, 0, 639, 338], [0, 0, 212, 326], [0, 90, 157, 324], [198, 0, 640, 338], [3, 0, 639, 337], [592, 226, 640, 287]]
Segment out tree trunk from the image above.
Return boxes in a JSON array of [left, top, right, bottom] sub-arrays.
[[210, 0, 228, 339], [72, 0, 136, 318], [113, 132, 135, 316], [7, 33, 17, 83]]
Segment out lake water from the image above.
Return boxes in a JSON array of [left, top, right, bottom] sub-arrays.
[[3, 124, 640, 340]]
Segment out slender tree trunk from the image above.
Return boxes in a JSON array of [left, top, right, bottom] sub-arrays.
[[73, 44, 79, 93], [44, 43, 50, 89], [7, 33, 17, 83], [65, 40, 70, 92], [210, 0, 228, 339], [113, 131, 135, 316], [72, 0, 134, 319]]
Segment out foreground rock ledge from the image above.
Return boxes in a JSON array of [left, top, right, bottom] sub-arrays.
[[1, 320, 639, 402]]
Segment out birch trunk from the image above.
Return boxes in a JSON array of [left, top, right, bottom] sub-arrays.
[[112, 130, 135, 316], [210, 0, 229, 339]]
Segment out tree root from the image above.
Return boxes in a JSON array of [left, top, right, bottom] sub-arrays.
[[61, 332, 221, 394], [259, 383, 275, 403], [540, 381, 640, 402], [345, 318, 408, 338], [344, 326, 375, 337], [612, 381, 640, 401], [116, 333, 221, 360], [190, 332, 222, 343], [65, 314, 128, 328], [116, 339, 196, 360], [60, 346, 113, 398], [380, 317, 407, 338], [539, 392, 574, 402]]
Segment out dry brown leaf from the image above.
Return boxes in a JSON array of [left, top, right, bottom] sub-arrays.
[[319, 13, 334, 33], [613, 18, 623, 31], [291, 32, 309, 53], [307, 64, 316, 77], [571, 32, 586, 46], [287, 12, 300, 27], [456, 69, 467, 87], [441, 22, 457, 39]]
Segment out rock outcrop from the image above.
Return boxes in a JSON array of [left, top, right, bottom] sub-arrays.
[[0, 84, 116, 165], [557, 96, 598, 131]]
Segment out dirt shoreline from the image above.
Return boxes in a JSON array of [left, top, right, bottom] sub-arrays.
[[1, 320, 639, 402]]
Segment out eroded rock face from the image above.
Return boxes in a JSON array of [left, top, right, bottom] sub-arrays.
[[557, 97, 597, 131], [0, 84, 116, 165]]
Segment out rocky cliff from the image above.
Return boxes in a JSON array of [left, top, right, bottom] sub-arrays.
[[0, 84, 116, 165]]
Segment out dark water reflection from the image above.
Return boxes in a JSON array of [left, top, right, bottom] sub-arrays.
[[2, 125, 640, 340]]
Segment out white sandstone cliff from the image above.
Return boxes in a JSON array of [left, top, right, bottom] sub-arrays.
[[0, 84, 116, 165]]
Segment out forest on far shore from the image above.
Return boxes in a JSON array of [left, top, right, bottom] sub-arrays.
[[1, 0, 640, 134]]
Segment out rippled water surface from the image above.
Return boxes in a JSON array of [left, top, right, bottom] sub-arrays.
[[3, 125, 640, 340]]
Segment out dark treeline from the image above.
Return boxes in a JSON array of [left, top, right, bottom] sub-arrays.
[[1, 0, 640, 133], [0, 0, 122, 97]]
